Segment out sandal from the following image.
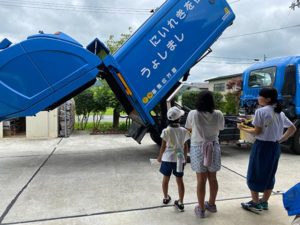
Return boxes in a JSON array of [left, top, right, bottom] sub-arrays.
[[163, 195, 171, 204]]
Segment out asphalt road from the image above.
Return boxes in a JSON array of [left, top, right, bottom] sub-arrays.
[[0, 132, 299, 225]]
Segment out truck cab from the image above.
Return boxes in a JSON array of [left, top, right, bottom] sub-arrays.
[[240, 56, 300, 154]]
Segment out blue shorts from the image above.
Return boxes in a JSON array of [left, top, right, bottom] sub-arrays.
[[159, 161, 184, 177]]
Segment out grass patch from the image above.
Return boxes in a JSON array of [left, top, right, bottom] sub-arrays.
[[75, 121, 128, 134], [104, 108, 114, 115], [104, 108, 127, 116]]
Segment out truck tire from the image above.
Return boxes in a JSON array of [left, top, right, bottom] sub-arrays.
[[150, 131, 162, 146], [293, 128, 300, 155]]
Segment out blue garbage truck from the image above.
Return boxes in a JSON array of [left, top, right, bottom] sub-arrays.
[[0, 0, 235, 143], [240, 55, 300, 154]]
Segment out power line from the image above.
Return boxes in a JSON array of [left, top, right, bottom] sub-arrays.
[[0, 0, 152, 14], [0, 0, 240, 15], [229, 0, 241, 4], [207, 55, 260, 61], [221, 24, 300, 40], [200, 60, 255, 65]]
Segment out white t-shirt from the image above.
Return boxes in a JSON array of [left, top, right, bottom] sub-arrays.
[[252, 105, 294, 142], [160, 126, 190, 162], [185, 110, 225, 145]]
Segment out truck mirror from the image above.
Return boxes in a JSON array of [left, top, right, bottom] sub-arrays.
[[282, 64, 296, 97]]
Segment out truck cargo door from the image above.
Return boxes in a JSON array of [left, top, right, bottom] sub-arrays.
[[113, 0, 235, 125], [0, 32, 101, 121]]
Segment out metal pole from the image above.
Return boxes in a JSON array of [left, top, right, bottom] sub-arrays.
[[64, 102, 67, 137]]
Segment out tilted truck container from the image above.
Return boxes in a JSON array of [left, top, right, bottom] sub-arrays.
[[0, 0, 235, 142]]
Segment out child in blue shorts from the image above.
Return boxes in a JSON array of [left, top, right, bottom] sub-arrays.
[[157, 106, 190, 212]]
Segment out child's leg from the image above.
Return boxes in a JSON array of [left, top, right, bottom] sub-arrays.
[[162, 176, 170, 198], [251, 190, 259, 203], [207, 171, 218, 205], [262, 189, 272, 202], [176, 176, 185, 203], [197, 172, 208, 209]]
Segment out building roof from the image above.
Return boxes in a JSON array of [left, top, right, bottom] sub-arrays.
[[186, 82, 209, 89], [205, 73, 242, 82]]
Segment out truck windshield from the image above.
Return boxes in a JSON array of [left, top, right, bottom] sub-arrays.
[[248, 67, 276, 88]]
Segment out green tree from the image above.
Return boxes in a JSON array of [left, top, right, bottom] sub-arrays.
[[224, 92, 239, 115], [105, 27, 133, 128], [92, 84, 111, 130], [106, 27, 132, 53], [182, 91, 200, 109], [74, 89, 95, 130], [225, 77, 242, 115], [212, 92, 225, 112]]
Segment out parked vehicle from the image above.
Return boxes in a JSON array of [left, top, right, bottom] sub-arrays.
[[240, 55, 300, 154], [0, 0, 235, 143]]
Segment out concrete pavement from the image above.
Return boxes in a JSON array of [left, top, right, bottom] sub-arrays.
[[0, 132, 299, 225]]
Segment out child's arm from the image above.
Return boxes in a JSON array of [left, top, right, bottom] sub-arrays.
[[183, 142, 189, 163], [237, 123, 262, 135], [279, 124, 296, 143], [157, 140, 167, 162]]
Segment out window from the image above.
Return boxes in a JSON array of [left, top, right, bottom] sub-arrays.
[[248, 67, 276, 88], [213, 83, 225, 92]]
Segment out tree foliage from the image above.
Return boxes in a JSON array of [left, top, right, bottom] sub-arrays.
[[212, 92, 225, 112], [104, 27, 133, 128], [106, 27, 133, 54], [181, 90, 225, 112], [92, 84, 111, 129], [182, 91, 200, 109], [224, 77, 242, 115], [74, 89, 95, 130], [224, 92, 239, 115]]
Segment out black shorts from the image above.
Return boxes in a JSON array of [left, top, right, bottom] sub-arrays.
[[159, 161, 184, 177]]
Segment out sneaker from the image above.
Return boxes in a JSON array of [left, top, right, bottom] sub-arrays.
[[163, 195, 171, 205], [259, 199, 269, 210], [194, 205, 206, 218], [205, 201, 217, 213], [174, 200, 184, 212], [241, 201, 262, 212]]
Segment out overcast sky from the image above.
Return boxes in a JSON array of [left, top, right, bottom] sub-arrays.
[[1, 0, 300, 82]]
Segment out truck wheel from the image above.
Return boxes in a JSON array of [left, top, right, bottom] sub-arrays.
[[150, 132, 162, 146], [293, 128, 300, 155]]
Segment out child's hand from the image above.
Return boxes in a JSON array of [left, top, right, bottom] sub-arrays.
[[157, 156, 162, 163], [237, 123, 247, 130]]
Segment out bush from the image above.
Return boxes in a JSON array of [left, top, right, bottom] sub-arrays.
[[182, 91, 200, 109], [224, 92, 239, 115], [75, 121, 128, 133]]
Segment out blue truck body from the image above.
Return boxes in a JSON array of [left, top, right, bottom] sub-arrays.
[[0, 0, 235, 142], [0, 33, 101, 121], [240, 55, 300, 154]]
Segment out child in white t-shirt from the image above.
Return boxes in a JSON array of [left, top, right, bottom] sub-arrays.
[[157, 106, 190, 212], [238, 87, 296, 212]]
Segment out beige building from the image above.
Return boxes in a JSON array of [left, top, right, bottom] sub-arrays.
[[0, 110, 59, 138], [0, 100, 75, 139], [205, 73, 242, 95]]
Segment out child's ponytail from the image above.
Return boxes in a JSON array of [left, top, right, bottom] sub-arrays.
[[274, 100, 282, 114], [259, 87, 282, 114]]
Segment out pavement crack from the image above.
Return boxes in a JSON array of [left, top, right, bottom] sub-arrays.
[[221, 164, 247, 179], [0, 138, 63, 224], [0, 194, 283, 225]]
